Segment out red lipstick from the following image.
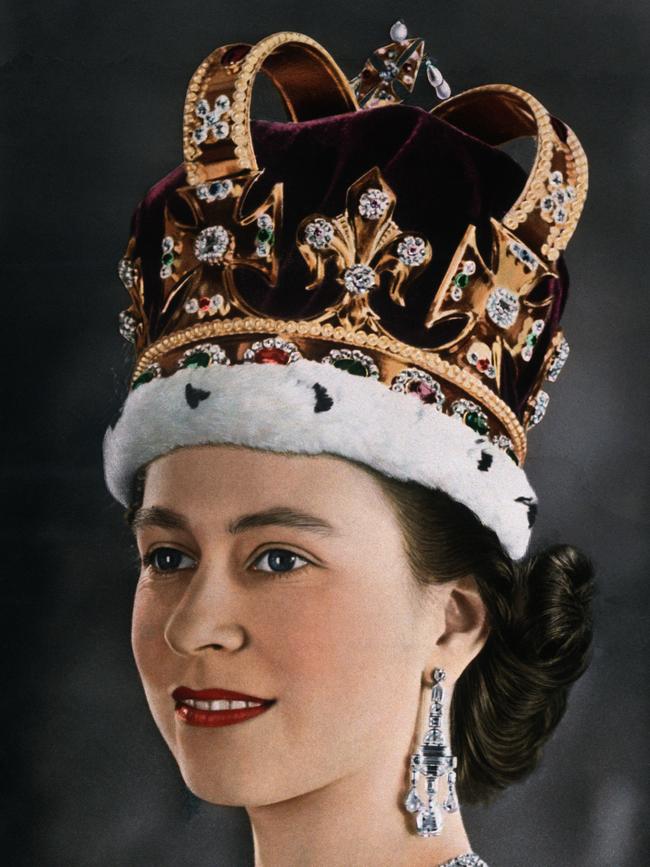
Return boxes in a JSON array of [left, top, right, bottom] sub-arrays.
[[171, 686, 275, 728]]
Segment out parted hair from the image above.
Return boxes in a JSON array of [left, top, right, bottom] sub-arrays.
[[125, 454, 595, 806]]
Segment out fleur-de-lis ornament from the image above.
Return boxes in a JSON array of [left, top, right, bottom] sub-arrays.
[[297, 166, 432, 332]]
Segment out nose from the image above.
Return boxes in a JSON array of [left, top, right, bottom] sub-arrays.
[[163, 561, 247, 656]]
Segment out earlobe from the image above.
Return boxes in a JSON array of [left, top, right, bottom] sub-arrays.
[[432, 576, 489, 680]]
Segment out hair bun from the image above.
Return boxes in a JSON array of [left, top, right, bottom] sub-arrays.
[[508, 544, 595, 685]]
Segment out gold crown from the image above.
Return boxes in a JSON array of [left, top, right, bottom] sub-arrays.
[[116, 31, 587, 468]]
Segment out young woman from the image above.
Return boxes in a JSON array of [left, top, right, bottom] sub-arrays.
[[104, 29, 594, 867]]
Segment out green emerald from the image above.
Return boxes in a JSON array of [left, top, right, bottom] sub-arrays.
[[162, 252, 174, 266], [256, 227, 274, 244], [183, 351, 211, 368], [454, 273, 469, 288], [132, 370, 155, 389], [465, 411, 489, 435], [526, 334, 538, 346], [333, 358, 369, 376]]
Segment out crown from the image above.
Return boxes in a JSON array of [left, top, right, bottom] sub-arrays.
[[114, 30, 587, 471]]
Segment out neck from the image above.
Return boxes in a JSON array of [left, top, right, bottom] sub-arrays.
[[247, 739, 472, 867]]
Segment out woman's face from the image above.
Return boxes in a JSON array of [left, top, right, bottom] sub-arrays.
[[131, 444, 446, 806]]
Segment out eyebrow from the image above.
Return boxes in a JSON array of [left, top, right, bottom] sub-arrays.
[[129, 505, 338, 537]]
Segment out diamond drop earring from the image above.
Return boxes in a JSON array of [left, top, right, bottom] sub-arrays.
[[404, 667, 459, 836]]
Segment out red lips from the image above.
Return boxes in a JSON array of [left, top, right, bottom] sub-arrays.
[[172, 685, 274, 703]]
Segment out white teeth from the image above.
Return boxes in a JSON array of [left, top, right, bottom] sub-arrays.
[[181, 698, 266, 711]]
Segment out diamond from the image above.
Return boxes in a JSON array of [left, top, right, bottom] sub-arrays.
[[404, 788, 422, 813], [546, 337, 570, 382], [462, 260, 476, 276], [343, 263, 377, 294], [118, 310, 137, 342], [118, 257, 138, 290], [509, 241, 539, 271], [486, 287, 520, 328], [194, 225, 231, 263], [196, 179, 233, 202], [358, 188, 390, 220], [549, 170, 564, 186], [304, 218, 334, 250], [528, 390, 550, 427], [184, 298, 199, 314], [397, 235, 427, 266]]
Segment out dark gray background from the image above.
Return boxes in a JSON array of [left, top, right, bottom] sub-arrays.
[[3, 1, 648, 865]]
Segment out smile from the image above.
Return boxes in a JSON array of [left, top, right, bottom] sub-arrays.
[[171, 686, 275, 728]]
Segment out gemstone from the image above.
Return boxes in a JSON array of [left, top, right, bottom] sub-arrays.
[[195, 99, 210, 118], [465, 411, 489, 435], [255, 347, 290, 364], [553, 187, 566, 205], [197, 179, 233, 202], [397, 235, 427, 266], [408, 381, 440, 404], [343, 263, 377, 295], [192, 126, 208, 145], [451, 286, 463, 302], [540, 196, 554, 212], [549, 170, 564, 186], [486, 287, 520, 328], [333, 358, 369, 376], [132, 366, 160, 389], [416, 807, 443, 836], [426, 61, 443, 87], [462, 260, 476, 276], [194, 225, 231, 263], [404, 787, 422, 813], [118, 258, 138, 289], [215, 94, 231, 113], [436, 80, 451, 100], [199, 296, 211, 309], [509, 242, 539, 271], [304, 218, 334, 250], [546, 337, 570, 382], [554, 206, 567, 223], [256, 227, 273, 244], [528, 390, 550, 427], [454, 272, 469, 288], [358, 187, 390, 220], [532, 319, 545, 335], [257, 213, 273, 230], [184, 298, 199, 313], [526, 334, 537, 346], [162, 252, 174, 266], [476, 358, 490, 372], [565, 185, 577, 201], [161, 236, 174, 254], [118, 310, 137, 342], [221, 44, 250, 66], [390, 19, 408, 41], [182, 350, 211, 368], [212, 120, 229, 139]]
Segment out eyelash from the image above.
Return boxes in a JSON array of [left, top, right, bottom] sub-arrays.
[[140, 546, 312, 577]]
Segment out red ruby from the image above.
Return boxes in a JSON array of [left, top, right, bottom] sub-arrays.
[[256, 347, 290, 364], [199, 296, 211, 310], [221, 45, 251, 66], [361, 68, 372, 80], [476, 359, 490, 372]]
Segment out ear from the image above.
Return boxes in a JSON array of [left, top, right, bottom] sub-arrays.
[[428, 575, 489, 682]]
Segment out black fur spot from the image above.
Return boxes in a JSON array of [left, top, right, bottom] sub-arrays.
[[312, 382, 333, 413], [477, 450, 493, 471], [185, 383, 211, 409], [515, 495, 538, 528]]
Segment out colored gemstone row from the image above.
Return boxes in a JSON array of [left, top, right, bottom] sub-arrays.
[[130, 340, 517, 462]]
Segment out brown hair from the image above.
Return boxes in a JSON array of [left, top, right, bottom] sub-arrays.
[[126, 454, 595, 806]]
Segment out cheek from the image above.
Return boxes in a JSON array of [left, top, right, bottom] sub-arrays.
[[257, 579, 417, 739], [131, 583, 172, 684]]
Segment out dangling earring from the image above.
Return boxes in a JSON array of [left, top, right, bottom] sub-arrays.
[[404, 667, 459, 836]]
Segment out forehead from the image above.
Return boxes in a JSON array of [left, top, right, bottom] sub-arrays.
[[142, 444, 391, 524]]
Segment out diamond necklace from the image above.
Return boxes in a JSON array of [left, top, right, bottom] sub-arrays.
[[437, 854, 489, 867]]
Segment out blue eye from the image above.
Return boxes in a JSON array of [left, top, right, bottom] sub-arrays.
[[143, 547, 195, 573], [252, 548, 310, 574]]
